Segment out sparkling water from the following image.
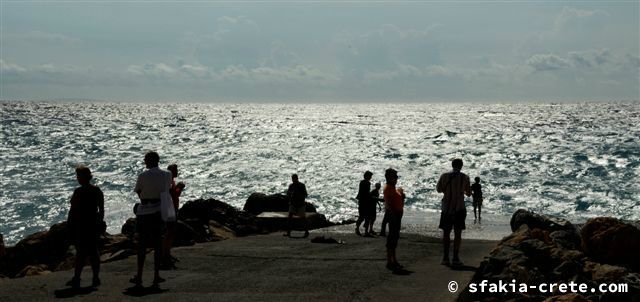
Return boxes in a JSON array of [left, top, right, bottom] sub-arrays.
[[1, 101, 639, 244]]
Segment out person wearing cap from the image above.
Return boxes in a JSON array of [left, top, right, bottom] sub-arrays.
[[285, 174, 309, 238], [131, 151, 172, 286], [66, 165, 104, 288], [436, 158, 471, 267], [383, 168, 405, 271], [355, 171, 373, 236]]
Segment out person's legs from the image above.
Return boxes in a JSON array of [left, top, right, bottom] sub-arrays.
[[453, 229, 462, 262], [301, 209, 309, 237], [386, 212, 402, 268], [355, 205, 364, 235], [473, 204, 477, 221], [69, 242, 85, 287], [133, 216, 147, 284], [285, 212, 294, 236], [89, 243, 101, 286], [162, 222, 175, 262], [153, 237, 164, 283], [368, 209, 377, 234], [380, 210, 389, 236], [478, 203, 482, 222], [135, 237, 146, 282], [442, 228, 452, 265]]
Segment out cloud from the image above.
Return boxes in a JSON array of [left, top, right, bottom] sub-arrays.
[[5, 30, 81, 44], [568, 49, 611, 68], [331, 24, 443, 75], [553, 7, 609, 32], [127, 63, 178, 77], [526, 54, 572, 71], [0, 59, 27, 73]]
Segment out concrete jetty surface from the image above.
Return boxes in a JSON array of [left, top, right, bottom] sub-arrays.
[[0, 229, 497, 302]]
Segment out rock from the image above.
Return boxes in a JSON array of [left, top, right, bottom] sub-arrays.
[[101, 249, 136, 263], [121, 218, 137, 238], [581, 217, 640, 271], [179, 199, 265, 237], [550, 230, 581, 250], [543, 293, 590, 302], [584, 261, 628, 282], [0, 233, 5, 257], [0, 222, 74, 277], [243, 193, 317, 215], [16, 265, 51, 278], [174, 220, 200, 246], [254, 212, 333, 232], [208, 220, 236, 241], [510, 209, 576, 233]]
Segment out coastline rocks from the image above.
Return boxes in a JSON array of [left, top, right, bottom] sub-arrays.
[[463, 209, 640, 302], [243, 193, 317, 215], [179, 198, 264, 237], [0, 222, 73, 278], [580, 217, 640, 271]]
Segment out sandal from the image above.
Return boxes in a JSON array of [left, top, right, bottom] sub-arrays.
[[153, 276, 166, 284]]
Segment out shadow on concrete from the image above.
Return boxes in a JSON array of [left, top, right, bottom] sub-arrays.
[[450, 264, 477, 272], [392, 268, 415, 276], [54, 286, 97, 298], [123, 285, 169, 297]]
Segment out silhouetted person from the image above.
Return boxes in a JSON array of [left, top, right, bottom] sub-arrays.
[[368, 182, 383, 236], [471, 177, 483, 223], [437, 158, 471, 267], [66, 165, 104, 288], [162, 164, 185, 269], [355, 171, 373, 236], [132, 151, 171, 286], [384, 168, 405, 271], [285, 174, 309, 238]]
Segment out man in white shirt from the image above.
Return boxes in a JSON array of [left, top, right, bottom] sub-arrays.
[[131, 151, 171, 286]]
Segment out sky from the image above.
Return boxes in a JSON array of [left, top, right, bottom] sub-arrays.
[[1, 1, 639, 102]]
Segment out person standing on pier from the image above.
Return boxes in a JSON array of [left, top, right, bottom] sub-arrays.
[[437, 158, 471, 267], [285, 174, 309, 238]]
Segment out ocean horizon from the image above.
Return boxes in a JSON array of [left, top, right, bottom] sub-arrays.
[[1, 100, 639, 245]]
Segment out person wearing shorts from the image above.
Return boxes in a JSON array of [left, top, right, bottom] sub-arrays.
[[132, 151, 172, 286], [383, 168, 405, 272], [436, 158, 471, 267], [285, 174, 309, 238]]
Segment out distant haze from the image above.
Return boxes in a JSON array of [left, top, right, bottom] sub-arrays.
[[1, 1, 639, 102]]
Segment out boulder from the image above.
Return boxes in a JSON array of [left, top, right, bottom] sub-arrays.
[[243, 193, 317, 215], [16, 265, 51, 278], [510, 209, 576, 233], [179, 199, 264, 237], [121, 218, 137, 238], [581, 217, 640, 271], [543, 293, 590, 302]]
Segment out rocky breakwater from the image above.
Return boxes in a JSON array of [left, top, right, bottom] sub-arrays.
[[460, 209, 640, 302], [243, 192, 335, 231], [0, 198, 269, 279]]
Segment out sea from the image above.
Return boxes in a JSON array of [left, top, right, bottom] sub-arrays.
[[1, 101, 639, 245]]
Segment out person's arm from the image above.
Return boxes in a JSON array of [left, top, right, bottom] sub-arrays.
[[464, 176, 472, 197], [97, 188, 105, 221], [436, 174, 444, 193], [303, 184, 308, 199], [134, 174, 142, 199]]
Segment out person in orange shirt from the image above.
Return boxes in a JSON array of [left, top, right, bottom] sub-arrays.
[[383, 168, 405, 271]]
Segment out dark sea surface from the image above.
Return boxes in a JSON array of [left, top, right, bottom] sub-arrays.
[[1, 101, 639, 244]]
